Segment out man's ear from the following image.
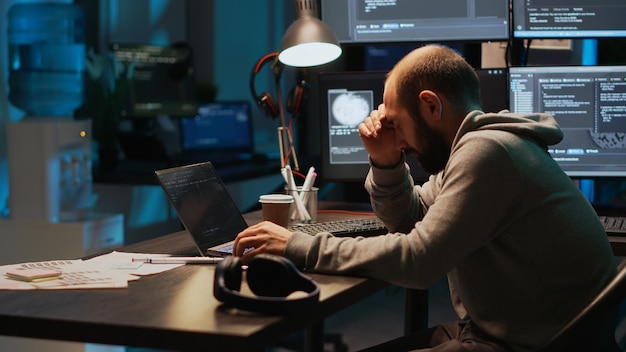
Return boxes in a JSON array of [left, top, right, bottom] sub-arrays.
[[419, 90, 443, 120]]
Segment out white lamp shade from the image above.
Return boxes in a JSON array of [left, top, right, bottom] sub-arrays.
[[278, 17, 342, 67]]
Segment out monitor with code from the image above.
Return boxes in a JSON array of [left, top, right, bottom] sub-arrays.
[[509, 65, 626, 177]]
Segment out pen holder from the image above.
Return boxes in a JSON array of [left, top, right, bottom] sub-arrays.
[[284, 186, 318, 223]]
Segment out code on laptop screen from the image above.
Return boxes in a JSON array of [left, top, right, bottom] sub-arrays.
[[155, 162, 248, 251]]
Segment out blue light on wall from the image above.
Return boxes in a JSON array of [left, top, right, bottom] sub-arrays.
[[578, 39, 598, 203], [581, 39, 598, 66]]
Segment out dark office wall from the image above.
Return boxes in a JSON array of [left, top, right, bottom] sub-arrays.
[[76, 0, 296, 157], [72, 1, 626, 207]]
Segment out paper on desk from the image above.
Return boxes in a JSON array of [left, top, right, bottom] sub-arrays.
[[85, 251, 184, 276], [0, 252, 184, 290], [0, 259, 131, 290]]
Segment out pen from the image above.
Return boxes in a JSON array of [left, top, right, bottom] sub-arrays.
[[284, 166, 311, 221], [133, 257, 224, 264]]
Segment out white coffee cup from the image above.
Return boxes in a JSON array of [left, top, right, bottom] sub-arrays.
[[259, 194, 294, 227]]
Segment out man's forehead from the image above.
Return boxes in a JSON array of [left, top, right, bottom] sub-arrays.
[[383, 79, 397, 111], [383, 79, 393, 101]]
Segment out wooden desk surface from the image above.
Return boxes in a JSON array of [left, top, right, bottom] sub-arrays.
[[0, 204, 386, 351]]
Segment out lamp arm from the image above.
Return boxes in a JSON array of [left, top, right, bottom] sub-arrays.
[[272, 59, 287, 130], [273, 61, 300, 170]]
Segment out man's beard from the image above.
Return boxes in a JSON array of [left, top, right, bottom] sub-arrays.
[[405, 114, 450, 175]]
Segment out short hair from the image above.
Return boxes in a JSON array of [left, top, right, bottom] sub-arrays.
[[390, 45, 481, 118]]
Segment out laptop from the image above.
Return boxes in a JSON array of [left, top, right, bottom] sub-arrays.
[[154, 161, 248, 257]]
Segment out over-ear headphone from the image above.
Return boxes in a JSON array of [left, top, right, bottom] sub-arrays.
[[213, 254, 320, 314], [286, 80, 307, 117], [249, 53, 307, 119], [249, 53, 280, 118]]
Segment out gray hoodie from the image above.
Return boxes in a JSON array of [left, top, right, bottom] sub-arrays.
[[285, 110, 615, 351]]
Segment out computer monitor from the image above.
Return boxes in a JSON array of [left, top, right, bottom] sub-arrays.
[[508, 65, 626, 177], [318, 71, 383, 182], [179, 102, 253, 152], [512, 0, 626, 38], [110, 43, 198, 118], [321, 0, 509, 44]]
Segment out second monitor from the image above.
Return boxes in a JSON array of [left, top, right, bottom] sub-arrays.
[[509, 65, 626, 177]]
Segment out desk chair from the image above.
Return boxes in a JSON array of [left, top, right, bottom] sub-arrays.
[[359, 260, 626, 352], [536, 259, 626, 352]]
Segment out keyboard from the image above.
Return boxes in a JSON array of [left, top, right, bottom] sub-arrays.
[[290, 217, 388, 237], [289, 215, 626, 237], [600, 216, 626, 236]]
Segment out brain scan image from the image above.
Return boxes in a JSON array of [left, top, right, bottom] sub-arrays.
[[331, 93, 371, 126]]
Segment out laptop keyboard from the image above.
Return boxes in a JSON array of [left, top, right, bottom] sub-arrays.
[[289, 217, 387, 237], [600, 216, 626, 236]]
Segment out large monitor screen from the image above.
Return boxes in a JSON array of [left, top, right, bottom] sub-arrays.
[[512, 0, 626, 38], [111, 43, 198, 118], [321, 0, 509, 44], [509, 65, 626, 177]]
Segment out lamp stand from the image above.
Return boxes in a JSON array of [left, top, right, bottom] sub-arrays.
[[273, 59, 300, 171]]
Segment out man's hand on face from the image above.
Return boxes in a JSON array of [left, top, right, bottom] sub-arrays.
[[359, 104, 402, 168]]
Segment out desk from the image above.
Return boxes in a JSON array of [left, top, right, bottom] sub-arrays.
[[0, 207, 387, 352], [3, 203, 615, 351], [609, 236, 626, 257]]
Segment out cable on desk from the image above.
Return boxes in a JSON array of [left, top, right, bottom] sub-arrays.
[[317, 209, 376, 216]]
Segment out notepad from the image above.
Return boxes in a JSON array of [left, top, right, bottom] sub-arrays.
[[6, 268, 63, 282]]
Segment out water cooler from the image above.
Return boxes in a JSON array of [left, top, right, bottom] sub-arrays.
[[7, 118, 92, 222], [0, 2, 123, 265]]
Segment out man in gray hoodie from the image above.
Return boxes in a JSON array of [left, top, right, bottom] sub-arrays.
[[233, 45, 616, 351]]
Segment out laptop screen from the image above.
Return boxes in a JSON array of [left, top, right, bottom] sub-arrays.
[[179, 102, 253, 152], [155, 162, 248, 255]]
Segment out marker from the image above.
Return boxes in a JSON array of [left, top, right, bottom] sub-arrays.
[[132, 257, 224, 264], [299, 166, 317, 203], [284, 165, 311, 221], [300, 166, 316, 193]]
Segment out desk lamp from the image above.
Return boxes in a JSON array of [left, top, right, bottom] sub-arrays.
[[267, 0, 342, 170], [278, 0, 342, 68]]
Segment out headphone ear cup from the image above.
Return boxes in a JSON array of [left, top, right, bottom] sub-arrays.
[[222, 256, 243, 291], [214, 254, 320, 314], [286, 81, 306, 116], [246, 254, 303, 297], [250, 53, 281, 120], [258, 92, 279, 119]]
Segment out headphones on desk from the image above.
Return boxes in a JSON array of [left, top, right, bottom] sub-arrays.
[[213, 254, 320, 314], [249, 52, 307, 119]]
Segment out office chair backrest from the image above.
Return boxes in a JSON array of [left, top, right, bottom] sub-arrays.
[[537, 259, 626, 352]]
